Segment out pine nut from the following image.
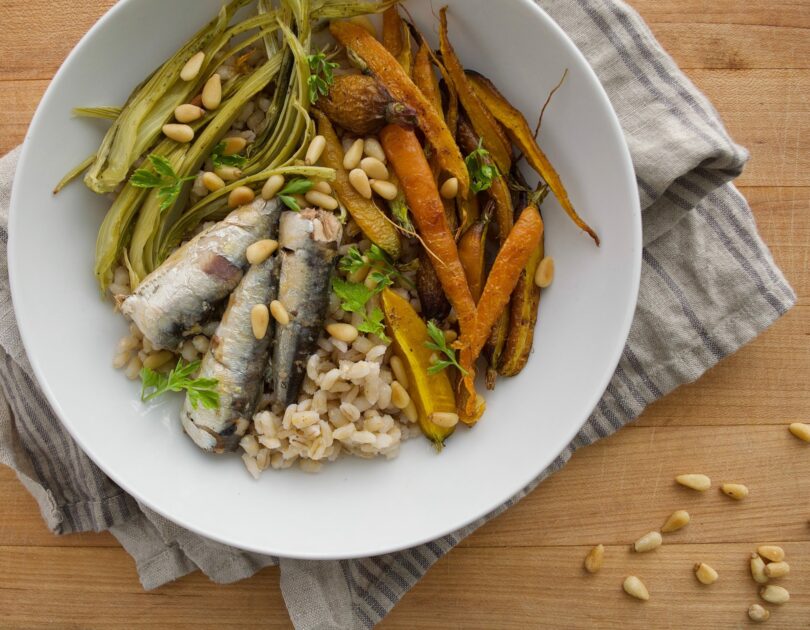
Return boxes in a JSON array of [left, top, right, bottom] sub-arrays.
[[364, 136, 386, 163], [305, 190, 339, 211], [759, 585, 789, 605], [228, 186, 255, 208], [584, 544, 604, 574], [143, 350, 175, 370], [215, 166, 243, 181], [694, 563, 719, 585], [251, 304, 270, 340], [534, 256, 555, 288], [222, 136, 248, 156], [440, 177, 459, 199], [750, 553, 768, 584], [349, 168, 372, 199], [390, 356, 409, 390], [162, 124, 194, 143], [748, 604, 770, 622], [113, 351, 132, 369], [675, 473, 711, 491], [202, 74, 222, 110], [125, 356, 143, 380], [326, 323, 359, 343], [720, 482, 749, 500], [347, 15, 377, 37], [661, 509, 690, 533], [343, 138, 365, 170], [180, 51, 206, 81], [789, 422, 810, 442], [622, 576, 649, 601], [246, 239, 278, 265], [390, 381, 410, 410], [270, 300, 290, 326], [202, 171, 225, 192], [402, 401, 418, 423], [764, 561, 790, 578], [175, 104, 205, 123], [313, 180, 332, 194], [370, 179, 398, 200], [262, 174, 285, 200], [757, 545, 785, 562], [305, 135, 327, 165], [360, 156, 389, 180], [430, 412, 459, 428], [633, 531, 663, 553], [443, 329, 458, 344]]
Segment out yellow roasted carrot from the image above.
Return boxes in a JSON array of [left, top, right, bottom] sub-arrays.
[[439, 8, 511, 175], [330, 21, 470, 196], [467, 71, 599, 245], [314, 110, 401, 258], [381, 288, 457, 448], [382, 6, 412, 74]]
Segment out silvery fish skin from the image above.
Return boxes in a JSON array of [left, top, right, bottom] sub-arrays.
[[273, 209, 342, 406], [181, 255, 279, 453], [121, 198, 281, 350]]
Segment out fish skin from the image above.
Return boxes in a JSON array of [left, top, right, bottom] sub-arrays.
[[121, 198, 282, 350], [273, 209, 342, 406], [181, 255, 279, 453]]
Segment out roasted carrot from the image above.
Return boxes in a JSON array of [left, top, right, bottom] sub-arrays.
[[314, 110, 401, 257], [471, 205, 545, 359], [380, 123, 477, 336], [413, 42, 442, 121], [457, 216, 488, 302], [417, 249, 451, 321], [439, 8, 511, 175], [467, 70, 599, 245], [330, 21, 469, 196], [382, 6, 412, 74]]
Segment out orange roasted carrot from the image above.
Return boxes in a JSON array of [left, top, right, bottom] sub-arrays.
[[457, 217, 488, 303], [413, 42, 442, 121], [467, 70, 599, 245], [380, 124, 477, 336], [471, 205, 545, 359], [382, 7, 412, 74], [330, 21, 469, 196], [439, 8, 511, 174]]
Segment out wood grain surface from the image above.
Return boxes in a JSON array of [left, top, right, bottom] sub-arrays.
[[1, 1, 808, 627]]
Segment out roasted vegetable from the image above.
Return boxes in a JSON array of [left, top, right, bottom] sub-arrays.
[[439, 8, 511, 175], [499, 188, 550, 376], [379, 124, 476, 337], [330, 21, 470, 196], [381, 289, 457, 448], [412, 42, 442, 119], [316, 75, 417, 135], [467, 70, 599, 245], [314, 109, 401, 257], [471, 205, 544, 360], [382, 6, 412, 74], [416, 250, 451, 321], [457, 215, 488, 302]]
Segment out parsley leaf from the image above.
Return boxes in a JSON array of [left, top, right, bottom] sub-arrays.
[[306, 52, 339, 104], [140, 359, 220, 410], [130, 154, 195, 211], [338, 244, 413, 290], [331, 277, 389, 342], [278, 178, 314, 212], [211, 141, 248, 170], [464, 138, 500, 194], [425, 321, 467, 376]]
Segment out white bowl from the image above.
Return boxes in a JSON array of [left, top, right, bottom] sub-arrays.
[[9, 0, 640, 558]]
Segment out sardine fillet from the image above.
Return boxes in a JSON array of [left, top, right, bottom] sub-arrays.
[[122, 198, 281, 350]]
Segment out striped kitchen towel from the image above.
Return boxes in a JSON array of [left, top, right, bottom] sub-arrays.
[[0, 0, 795, 628]]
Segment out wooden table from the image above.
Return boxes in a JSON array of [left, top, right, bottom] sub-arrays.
[[1, 1, 808, 627]]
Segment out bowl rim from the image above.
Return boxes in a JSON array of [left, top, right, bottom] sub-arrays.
[[8, 0, 641, 559]]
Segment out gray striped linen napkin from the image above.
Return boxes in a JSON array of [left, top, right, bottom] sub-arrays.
[[0, 0, 796, 627]]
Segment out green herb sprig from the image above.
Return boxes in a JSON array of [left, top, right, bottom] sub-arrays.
[[425, 321, 467, 376], [464, 138, 500, 194], [306, 52, 339, 104], [140, 359, 219, 410], [278, 178, 314, 211], [339, 244, 413, 290], [331, 277, 389, 342], [211, 141, 248, 170], [130, 155, 196, 211]]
